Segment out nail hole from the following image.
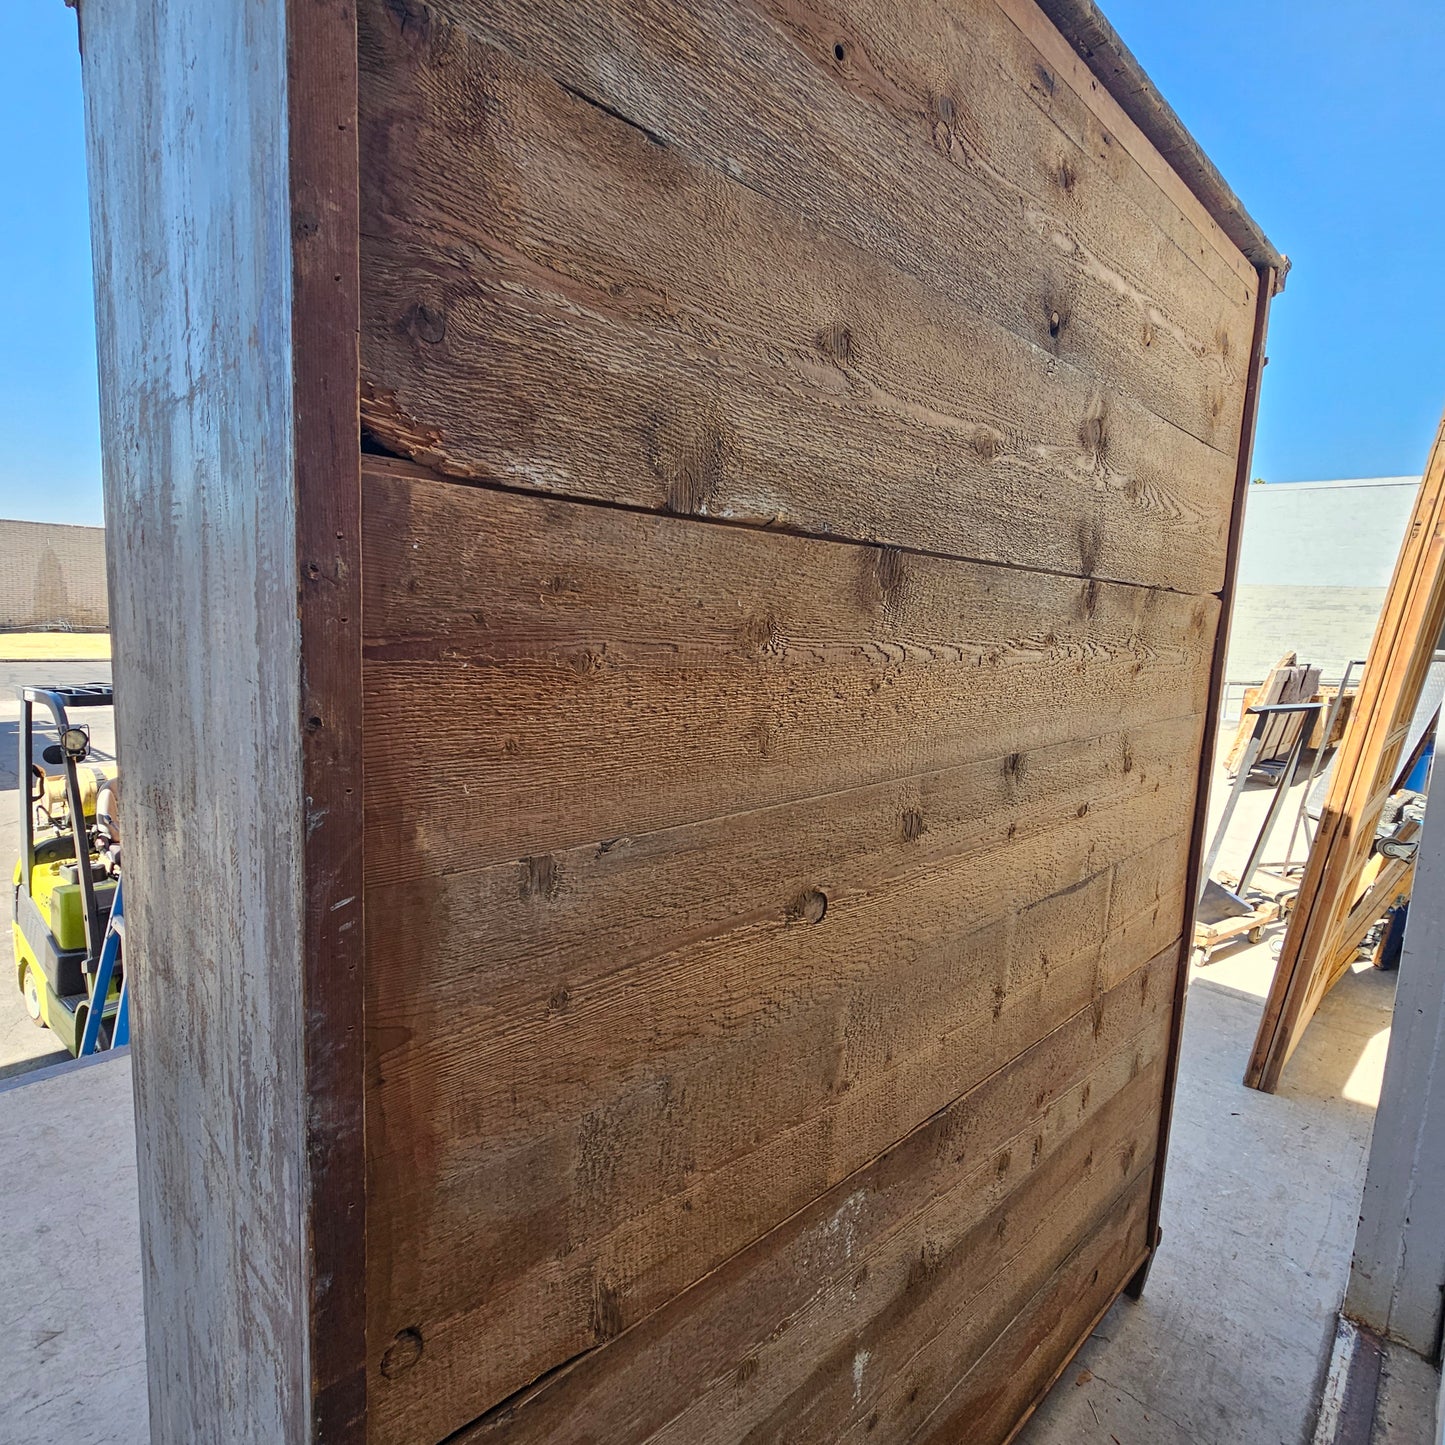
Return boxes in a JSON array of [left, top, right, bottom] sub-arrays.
[[834, 42, 847, 61]]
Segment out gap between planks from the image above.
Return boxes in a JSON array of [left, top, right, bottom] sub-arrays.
[[425, 943, 1177, 1441], [359, 453, 1223, 602]]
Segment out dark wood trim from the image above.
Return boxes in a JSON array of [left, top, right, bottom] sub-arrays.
[[1334, 1324, 1387, 1445], [288, 2, 366, 1438], [1129, 263, 1276, 1295], [1003, 1248, 1151, 1444]]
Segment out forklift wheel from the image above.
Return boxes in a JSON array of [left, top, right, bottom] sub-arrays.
[[1248, 926, 1265, 944], [21, 965, 46, 1027]]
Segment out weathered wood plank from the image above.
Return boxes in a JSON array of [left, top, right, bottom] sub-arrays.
[[409, 950, 1171, 1444], [364, 717, 1194, 1408], [360, 0, 1252, 455], [912, 1173, 1152, 1443], [770, 0, 1257, 306], [991, 0, 1262, 293], [360, 464, 1217, 881], [79, 2, 365, 1440], [721, 1072, 1161, 1445], [365, 733, 1196, 1108], [357, 7, 1243, 592]]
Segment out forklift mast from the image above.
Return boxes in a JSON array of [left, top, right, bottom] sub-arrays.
[[20, 684, 116, 968]]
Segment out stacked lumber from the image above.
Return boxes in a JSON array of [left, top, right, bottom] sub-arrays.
[[1225, 652, 1322, 776], [1309, 684, 1359, 750], [1248, 414, 1445, 1091]]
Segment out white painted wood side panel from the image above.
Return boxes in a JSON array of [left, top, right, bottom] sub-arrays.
[[76, 1, 309, 1439]]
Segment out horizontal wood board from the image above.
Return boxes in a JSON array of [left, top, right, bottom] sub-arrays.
[[358, 0, 1255, 594], [362, 464, 1205, 1441], [356, 0, 1264, 1436]]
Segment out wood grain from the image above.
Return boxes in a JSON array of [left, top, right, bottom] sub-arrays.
[[412, 950, 1171, 1444], [360, 0, 1253, 457], [913, 1175, 1151, 1443], [287, 1, 367, 1436], [349, 0, 1261, 1435], [992, 0, 1263, 291], [357, 3, 1246, 593], [365, 768, 1191, 1427], [361, 462, 1217, 882], [78, 3, 333, 1440], [358, 461, 1209, 1432]]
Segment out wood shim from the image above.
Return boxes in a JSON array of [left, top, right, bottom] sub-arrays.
[[1247, 409, 1445, 1091]]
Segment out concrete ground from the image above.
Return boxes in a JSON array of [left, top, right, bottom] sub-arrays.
[[0, 729, 1433, 1444], [1021, 742, 1434, 1445], [0, 659, 116, 1082], [0, 1053, 145, 1445]]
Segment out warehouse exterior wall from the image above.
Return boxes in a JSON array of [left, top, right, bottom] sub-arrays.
[[0, 518, 108, 631], [1226, 478, 1419, 685]]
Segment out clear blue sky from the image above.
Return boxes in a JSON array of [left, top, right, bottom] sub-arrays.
[[2, 2, 1443, 525]]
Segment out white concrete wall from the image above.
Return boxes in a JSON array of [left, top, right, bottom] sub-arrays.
[[0, 518, 108, 630], [1227, 478, 1419, 684]]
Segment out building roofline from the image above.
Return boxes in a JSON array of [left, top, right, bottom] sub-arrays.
[[1251, 477, 1422, 493]]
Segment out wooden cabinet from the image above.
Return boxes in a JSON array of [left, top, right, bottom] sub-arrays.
[[77, 0, 1280, 1438]]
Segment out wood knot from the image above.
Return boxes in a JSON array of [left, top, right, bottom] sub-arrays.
[[520, 854, 560, 901], [649, 415, 727, 515], [1080, 400, 1110, 466], [590, 1277, 625, 1342], [401, 300, 447, 346], [873, 546, 906, 599], [909, 1240, 943, 1288], [547, 984, 571, 1016], [790, 888, 829, 925], [1076, 517, 1103, 577], [568, 649, 606, 678], [818, 321, 855, 365], [741, 612, 785, 656], [970, 425, 1004, 462], [380, 1328, 423, 1378], [384, 0, 439, 49]]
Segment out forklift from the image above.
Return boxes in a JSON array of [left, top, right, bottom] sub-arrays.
[[12, 684, 126, 1056]]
